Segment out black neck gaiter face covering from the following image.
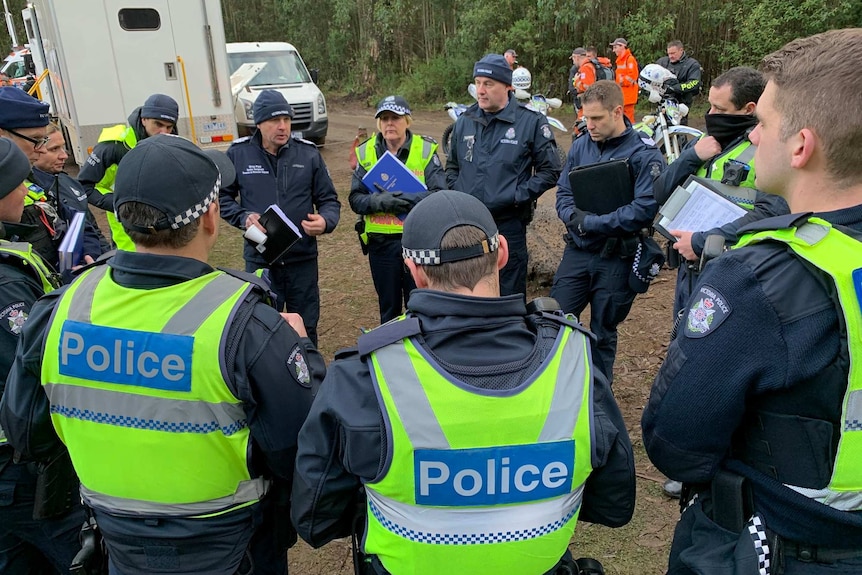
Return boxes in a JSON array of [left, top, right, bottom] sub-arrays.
[[704, 113, 759, 150]]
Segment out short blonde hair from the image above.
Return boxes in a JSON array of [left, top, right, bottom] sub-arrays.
[[375, 114, 412, 134]]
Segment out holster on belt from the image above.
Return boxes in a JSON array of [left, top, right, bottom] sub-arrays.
[[709, 469, 753, 532], [32, 448, 79, 519], [600, 236, 639, 259]]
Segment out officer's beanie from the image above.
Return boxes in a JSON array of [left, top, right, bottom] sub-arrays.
[[253, 90, 294, 125], [0, 138, 31, 200], [473, 54, 513, 86], [402, 190, 499, 265], [140, 93, 179, 124], [114, 134, 235, 233], [0, 87, 50, 129]]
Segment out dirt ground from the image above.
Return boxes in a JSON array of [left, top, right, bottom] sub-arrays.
[[93, 99, 682, 574]]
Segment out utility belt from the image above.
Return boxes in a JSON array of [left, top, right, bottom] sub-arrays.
[[567, 232, 640, 259], [682, 470, 862, 571]]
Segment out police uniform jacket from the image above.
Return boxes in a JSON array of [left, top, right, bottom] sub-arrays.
[[642, 206, 862, 548], [0, 250, 325, 573], [349, 130, 446, 237], [653, 135, 789, 258], [555, 120, 665, 253], [291, 289, 636, 548], [0, 234, 45, 468], [444, 94, 561, 221], [655, 53, 702, 107], [221, 131, 341, 266], [77, 107, 164, 212]]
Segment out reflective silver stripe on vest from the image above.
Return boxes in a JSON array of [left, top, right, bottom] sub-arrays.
[[539, 330, 589, 442], [373, 344, 449, 448], [845, 390, 862, 432], [796, 222, 830, 244], [734, 143, 755, 166], [420, 138, 435, 162], [162, 276, 252, 335], [366, 487, 583, 544], [67, 267, 108, 324], [784, 483, 862, 512], [43, 383, 247, 436], [80, 477, 270, 517]]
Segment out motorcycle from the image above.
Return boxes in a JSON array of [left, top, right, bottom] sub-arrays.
[[441, 83, 478, 156], [636, 63, 703, 164], [512, 68, 568, 165]]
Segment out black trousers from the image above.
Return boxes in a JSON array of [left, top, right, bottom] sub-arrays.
[[367, 237, 415, 324]]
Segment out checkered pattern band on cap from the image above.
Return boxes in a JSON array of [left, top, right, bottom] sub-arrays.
[[378, 103, 410, 115], [170, 177, 220, 230], [403, 233, 499, 265]]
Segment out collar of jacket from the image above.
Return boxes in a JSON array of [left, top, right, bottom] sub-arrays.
[[464, 93, 519, 125], [251, 128, 293, 156]]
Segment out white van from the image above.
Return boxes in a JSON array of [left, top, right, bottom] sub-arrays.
[[226, 42, 328, 145]]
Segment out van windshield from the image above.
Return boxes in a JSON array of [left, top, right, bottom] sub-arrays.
[[227, 50, 311, 86]]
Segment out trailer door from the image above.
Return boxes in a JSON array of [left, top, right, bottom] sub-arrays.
[[103, 1, 186, 119]]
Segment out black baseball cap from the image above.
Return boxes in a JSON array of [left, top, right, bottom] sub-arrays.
[[114, 134, 235, 233], [375, 95, 412, 117], [402, 190, 499, 265]]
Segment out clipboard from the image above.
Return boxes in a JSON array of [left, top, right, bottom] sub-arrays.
[[654, 176, 748, 242], [567, 159, 634, 215]]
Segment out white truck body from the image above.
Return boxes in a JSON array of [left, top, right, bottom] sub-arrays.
[[24, 0, 236, 165], [227, 42, 328, 145]]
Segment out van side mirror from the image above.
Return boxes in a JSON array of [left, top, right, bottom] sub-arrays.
[[310, 68, 319, 84]]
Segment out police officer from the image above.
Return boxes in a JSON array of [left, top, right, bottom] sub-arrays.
[[0, 88, 103, 269], [655, 67, 790, 320], [0, 138, 82, 574], [77, 93, 179, 251], [292, 190, 635, 575], [445, 54, 561, 298], [551, 80, 665, 383], [654, 67, 790, 499], [350, 95, 445, 323], [655, 41, 702, 117], [1, 134, 325, 575], [642, 29, 862, 574], [32, 125, 111, 255], [221, 90, 341, 346]]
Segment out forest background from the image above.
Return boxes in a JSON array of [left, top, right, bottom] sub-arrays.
[[3, 0, 861, 104]]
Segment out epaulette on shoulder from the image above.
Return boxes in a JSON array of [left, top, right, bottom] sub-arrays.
[[334, 346, 360, 361], [737, 212, 813, 236], [520, 102, 543, 116], [231, 136, 251, 145], [538, 311, 596, 342], [218, 267, 277, 302], [640, 135, 657, 148], [294, 137, 317, 147], [420, 135, 438, 145], [357, 316, 422, 357]]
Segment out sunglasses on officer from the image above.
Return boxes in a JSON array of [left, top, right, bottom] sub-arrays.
[[5, 128, 51, 151]]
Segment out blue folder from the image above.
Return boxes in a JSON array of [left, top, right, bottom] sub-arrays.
[[361, 151, 427, 195]]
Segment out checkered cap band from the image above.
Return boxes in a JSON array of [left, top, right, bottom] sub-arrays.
[[378, 103, 410, 115], [403, 233, 499, 265], [170, 177, 220, 230]]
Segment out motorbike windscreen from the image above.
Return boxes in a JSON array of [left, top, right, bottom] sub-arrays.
[[227, 50, 311, 86]]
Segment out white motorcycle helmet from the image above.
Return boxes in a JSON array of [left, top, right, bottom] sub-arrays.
[[638, 63, 677, 103], [512, 67, 532, 91]]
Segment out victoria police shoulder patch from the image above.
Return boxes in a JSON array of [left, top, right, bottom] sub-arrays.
[[685, 284, 732, 338], [0, 302, 29, 335], [286, 344, 311, 387]]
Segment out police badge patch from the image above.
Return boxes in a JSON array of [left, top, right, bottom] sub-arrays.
[[505, 127, 516, 140], [542, 125, 552, 139], [286, 345, 312, 387], [432, 155, 441, 167], [685, 285, 731, 338], [649, 162, 662, 178], [0, 302, 29, 335]]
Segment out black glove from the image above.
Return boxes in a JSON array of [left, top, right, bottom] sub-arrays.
[[368, 192, 413, 214], [567, 208, 592, 237]]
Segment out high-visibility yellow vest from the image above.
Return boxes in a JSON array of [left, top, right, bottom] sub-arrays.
[[363, 322, 594, 575], [696, 139, 757, 208], [735, 217, 862, 511], [356, 135, 436, 235], [95, 125, 138, 252], [41, 265, 269, 517]]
